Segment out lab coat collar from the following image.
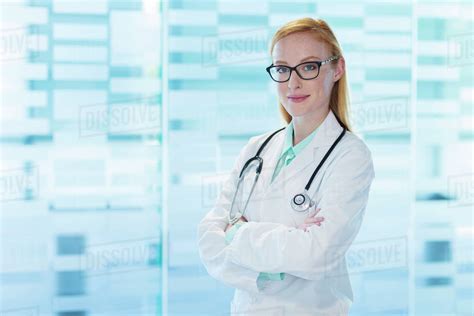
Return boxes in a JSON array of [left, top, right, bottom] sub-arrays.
[[261, 109, 344, 192]]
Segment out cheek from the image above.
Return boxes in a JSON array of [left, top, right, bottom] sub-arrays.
[[322, 82, 332, 96], [277, 83, 287, 98], [319, 74, 334, 96], [309, 81, 326, 98], [325, 69, 337, 89]]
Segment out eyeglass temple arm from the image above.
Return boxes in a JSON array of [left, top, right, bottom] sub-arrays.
[[320, 55, 340, 65]]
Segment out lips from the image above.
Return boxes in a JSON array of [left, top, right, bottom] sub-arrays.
[[288, 95, 309, 102]]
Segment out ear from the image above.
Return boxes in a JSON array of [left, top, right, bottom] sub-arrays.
[[333, 56, 345, 82]]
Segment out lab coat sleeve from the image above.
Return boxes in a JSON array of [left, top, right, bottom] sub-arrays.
[[197, 140, 261, 294], [226, 144, 375, 280], [225, 222, 286, 282]]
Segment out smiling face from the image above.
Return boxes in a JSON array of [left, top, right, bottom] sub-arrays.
[[272, 31, 343, 121]]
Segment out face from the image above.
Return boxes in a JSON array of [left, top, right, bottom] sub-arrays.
[[271, 32, 344, 120]]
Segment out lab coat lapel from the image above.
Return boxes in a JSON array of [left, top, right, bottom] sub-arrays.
[[255, 127, 287, 196], [268, 110, 344, 191], [240, 128, 285, 222]]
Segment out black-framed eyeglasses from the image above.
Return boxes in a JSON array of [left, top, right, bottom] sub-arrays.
[[265, 55, 340, 83]]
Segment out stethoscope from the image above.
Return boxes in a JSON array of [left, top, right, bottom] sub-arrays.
[[228, 115, 347, 225]]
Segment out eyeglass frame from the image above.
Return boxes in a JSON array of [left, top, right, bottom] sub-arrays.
[[265, 55, 340, 83]]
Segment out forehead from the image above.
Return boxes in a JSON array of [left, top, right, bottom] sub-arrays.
[[272, 32, 329, 62]]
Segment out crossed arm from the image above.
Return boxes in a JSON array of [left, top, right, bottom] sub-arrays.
[[223, 209, 325, 282], [197, 144, 374, 293]]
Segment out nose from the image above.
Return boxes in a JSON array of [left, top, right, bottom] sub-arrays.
[[287, 69, 302, 90]]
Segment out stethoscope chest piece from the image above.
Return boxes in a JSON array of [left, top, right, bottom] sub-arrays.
[[291, 190, 314, 212]]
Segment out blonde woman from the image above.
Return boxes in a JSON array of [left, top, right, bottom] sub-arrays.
[[198, 17, 375, 315]]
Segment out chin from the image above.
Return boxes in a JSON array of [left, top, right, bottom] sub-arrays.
[[283, 104, 311, 118], [290, 112, 311, 119]]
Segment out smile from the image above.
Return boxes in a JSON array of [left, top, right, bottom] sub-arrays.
[[288, 95, 309, 103]]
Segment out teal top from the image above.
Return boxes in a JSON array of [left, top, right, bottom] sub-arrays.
[[225, 121, 319, 284], [271, 120, 319, 182]]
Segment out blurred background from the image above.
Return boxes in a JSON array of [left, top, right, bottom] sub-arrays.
[[0, 0, 472, 315]]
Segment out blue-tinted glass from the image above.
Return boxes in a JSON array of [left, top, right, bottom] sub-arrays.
[[56, 271, 85, 296], [418, 18, 446, 40], [57, 235, 85, 255], [57, 311, 87, 316], [424, 241, 452, 262]]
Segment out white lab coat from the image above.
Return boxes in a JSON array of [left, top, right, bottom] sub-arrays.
[[197, 110, 375, 315]]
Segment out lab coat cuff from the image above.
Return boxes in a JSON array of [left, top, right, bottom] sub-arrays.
[[258, 272, 285, 281], [225, 221, 246, 245], [221, 252, 262, 294]]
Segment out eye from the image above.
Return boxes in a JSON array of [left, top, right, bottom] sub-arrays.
[[275, 66, 290, 73], [302, 63, 317, 71]]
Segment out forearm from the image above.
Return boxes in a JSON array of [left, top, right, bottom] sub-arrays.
[[225, 220, 285, 282], [224, 147, 374, 277]]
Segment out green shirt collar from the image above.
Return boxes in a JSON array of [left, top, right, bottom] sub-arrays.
[[282, 121, 319, 156]]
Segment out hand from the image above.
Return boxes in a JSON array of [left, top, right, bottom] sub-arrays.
[[225, 215, 248, 233], [296, 208, 324, 232]]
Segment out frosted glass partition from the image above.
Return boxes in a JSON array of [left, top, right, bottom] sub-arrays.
[[1, 1, 472, 315]]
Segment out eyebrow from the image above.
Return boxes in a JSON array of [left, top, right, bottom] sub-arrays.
[[274, 56, 321, 65]]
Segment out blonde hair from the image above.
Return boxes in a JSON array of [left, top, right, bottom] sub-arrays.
[[269, 17, 352, 132]]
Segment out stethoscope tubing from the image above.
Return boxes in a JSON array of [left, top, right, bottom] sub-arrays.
[[229, 116, 347, 222]]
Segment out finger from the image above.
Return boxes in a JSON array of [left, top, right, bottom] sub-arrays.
[[298, 217, 325, 230], [298, 223, 311, 230], [304, 216, 325, 224], [303, 222, 322, 232], [303, 222, 323, 229], [296, 223, 307, 230]]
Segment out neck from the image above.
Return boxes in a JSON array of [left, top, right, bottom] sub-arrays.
[[292, 106, 330, 146]]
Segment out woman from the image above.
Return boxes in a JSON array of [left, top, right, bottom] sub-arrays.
[[197, 17, 375, 315]]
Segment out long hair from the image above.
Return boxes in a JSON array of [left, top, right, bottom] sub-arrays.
[[269, 17, 352, 131]]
